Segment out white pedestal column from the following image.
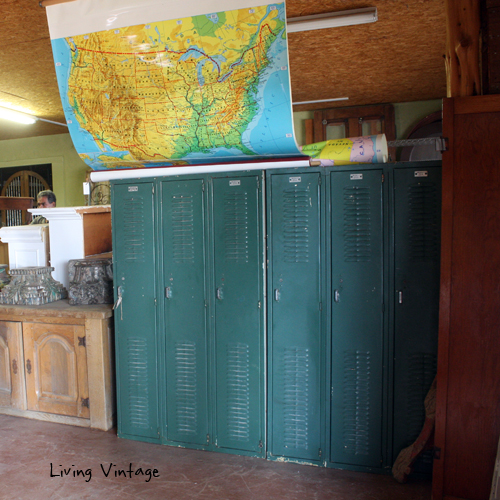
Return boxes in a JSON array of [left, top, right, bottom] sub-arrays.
[[0, 225, 50, 269], [28, 206, 111, 289]]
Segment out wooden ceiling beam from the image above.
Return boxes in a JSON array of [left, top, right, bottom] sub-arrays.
[[445, 0, 482, 97]]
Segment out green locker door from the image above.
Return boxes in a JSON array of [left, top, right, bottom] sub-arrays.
[[212, 175, 264, 454], [269, 172, 323, 462], [330, 169, 384, 468], [112, 181, 159, 441], [392, 166, 441, 471], [161, 178, 209, 447]]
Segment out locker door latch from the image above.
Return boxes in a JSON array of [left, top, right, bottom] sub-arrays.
[[274, 289, 280, 302], [334, 289, 340, 303], [216, 287, 224, 300], [165, 287, 172, 299], [114, 286, 124, 320], [397, 290, 403, 304]]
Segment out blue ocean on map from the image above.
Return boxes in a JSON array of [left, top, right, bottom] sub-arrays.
[[50, 3, 304, 170]]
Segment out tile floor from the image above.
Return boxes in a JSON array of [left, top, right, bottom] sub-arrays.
[[0, 414, 431, 500]]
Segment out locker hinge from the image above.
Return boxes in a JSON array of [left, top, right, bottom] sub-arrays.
[[206, 433, 210, 444], [155, 298, 157, 306], [259, 440, 263, 450], [205, 300, 208, 308], [78, 336, 86, 347], [382, 174, 385, 183], [318, 175, 322, 185], [318, 448, 322, 458], [202, 182, 205, 192], [256, 177, 260, 189], [81, 398, 90, 409], [152, 185, 155, 194], [258, 301, 261, 309]]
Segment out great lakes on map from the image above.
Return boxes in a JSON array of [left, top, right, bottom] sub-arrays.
[[51, 3, 302, 170]]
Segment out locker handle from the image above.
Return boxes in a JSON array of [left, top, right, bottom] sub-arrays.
[[165, 287, 172, 299], [334, 289, 340, 303], [216, 287, 223, 300], [274, 289, 280, 302], [398, 290, 403, 304], [114, 285, 124, 320]]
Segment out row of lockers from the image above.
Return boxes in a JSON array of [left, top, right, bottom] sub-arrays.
[[111, 161, 441, 472]]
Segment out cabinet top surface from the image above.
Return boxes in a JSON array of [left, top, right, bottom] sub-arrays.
[[0, 299, 113, 320]]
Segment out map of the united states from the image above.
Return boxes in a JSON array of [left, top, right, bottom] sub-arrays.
[[52, 3, 298, 169]]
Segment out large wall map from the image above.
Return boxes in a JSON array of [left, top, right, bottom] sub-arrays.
[[48, 1, 303, 170]]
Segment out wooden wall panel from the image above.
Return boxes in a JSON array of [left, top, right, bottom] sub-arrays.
[[434, 95, 500, 500]]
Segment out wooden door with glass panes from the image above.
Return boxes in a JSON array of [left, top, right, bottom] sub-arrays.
[[0, 321, 25, 410], [1, 170, 50, 226], [23, 322, 90, 418]]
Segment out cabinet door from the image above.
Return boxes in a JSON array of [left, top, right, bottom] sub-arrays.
[[268, 172, 323, 462], [0, 321, 25, 410], [393, 166, 441, 470], [112, 182, 159, 440], [212, 175, 264, 453], [330, 169, 384, 467], [161, 178, 209, 447], [23, 322, 89, 418]]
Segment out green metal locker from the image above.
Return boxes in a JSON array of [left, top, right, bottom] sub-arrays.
[[392, 165, 441, 471], [161, 178, 209, 448], [330, 169, 385, 468], [268, 171, 323, 463], [212, 175, 264, 454], [112, 181, 159, 442]]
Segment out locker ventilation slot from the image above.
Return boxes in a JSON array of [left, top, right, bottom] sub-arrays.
[[224, 192, 249, 262], [226, 343, 250, 441], [404, 352, 437, 445], [174, 342, 197, 434], [408, 184, 440, 262], [342, 350, 371, 455], [283, 347, 310, 450], [283, 188, 310, 263], [171, 194, 195, 263], [343, 187, 372, 262], [123, 197, 146, 263], [127, 338, 151, 429]]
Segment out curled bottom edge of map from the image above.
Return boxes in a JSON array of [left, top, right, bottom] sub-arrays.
[[50, 2, 307, 171]]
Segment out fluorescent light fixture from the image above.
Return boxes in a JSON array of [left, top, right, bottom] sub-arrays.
[[293, 97, 349, 106], [287, 7, 377, 33], [0, 106, 37, 124], [0, 105, 68, 127]]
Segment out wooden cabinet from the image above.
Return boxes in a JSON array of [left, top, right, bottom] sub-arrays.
[[0, 301, 114, 430], [0, 321, 25, 410], [433, 95, 500, 500], [23, 322, 89, 419]]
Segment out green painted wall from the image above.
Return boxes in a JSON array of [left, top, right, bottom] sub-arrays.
[[0, 133, 88, 206], [393, 100, 442, 139]]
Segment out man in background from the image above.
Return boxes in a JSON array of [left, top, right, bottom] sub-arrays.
[[30, 190, 56, 224]]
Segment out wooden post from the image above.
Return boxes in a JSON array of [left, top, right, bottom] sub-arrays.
[[444, 0, 482, 97]]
